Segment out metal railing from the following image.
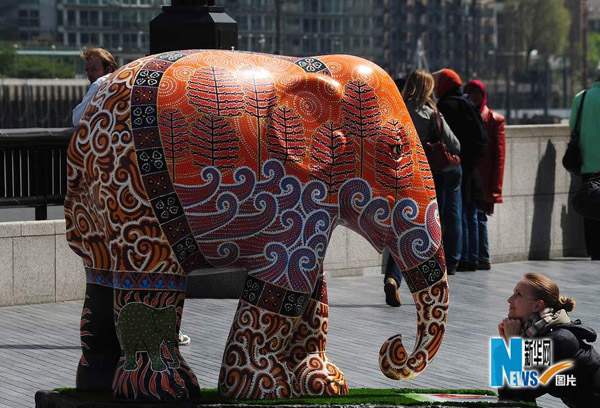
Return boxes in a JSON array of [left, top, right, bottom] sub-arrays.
[[0, 128, 72, 220]]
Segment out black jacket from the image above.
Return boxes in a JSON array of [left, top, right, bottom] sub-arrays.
[[572, 172, 600, 221], [499, 321, 600, 407], [437, 88, 484, 202]]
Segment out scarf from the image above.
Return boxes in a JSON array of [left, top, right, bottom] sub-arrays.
[[524, 308, 572, 338]]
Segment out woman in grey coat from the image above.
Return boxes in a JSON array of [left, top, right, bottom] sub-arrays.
[[382, 70, 461, 307]]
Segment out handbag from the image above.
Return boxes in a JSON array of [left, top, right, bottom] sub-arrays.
[[562, 90, 587, 174], [424, 107, 461, 172]]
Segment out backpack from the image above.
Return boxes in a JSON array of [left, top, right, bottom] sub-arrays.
[[445, 95, 488, 160]]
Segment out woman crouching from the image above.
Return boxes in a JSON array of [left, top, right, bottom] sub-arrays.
[[498, 273, 600, 407]]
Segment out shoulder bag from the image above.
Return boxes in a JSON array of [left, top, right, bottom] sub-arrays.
[[562, 91, 587, 174], [424, 107, 461, 173]]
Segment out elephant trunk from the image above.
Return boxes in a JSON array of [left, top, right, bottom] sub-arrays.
[[378, 260, 449, 380]]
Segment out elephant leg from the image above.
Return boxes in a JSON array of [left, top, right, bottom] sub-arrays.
[[76, 281, 121, 392], [166, 339, 180, 369], [110, 273, 200, 401], [122, 347, 138, 371], [218, 275, 310, 399], [286, 276, 348, 397]]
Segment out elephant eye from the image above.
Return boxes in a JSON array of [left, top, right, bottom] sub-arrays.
[[390, 144, 402, 157]]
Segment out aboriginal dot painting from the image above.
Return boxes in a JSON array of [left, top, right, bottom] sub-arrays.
[[65, 50, 449, 401]]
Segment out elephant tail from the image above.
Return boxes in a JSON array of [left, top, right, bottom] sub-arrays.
[[378, 277, 449, 380]]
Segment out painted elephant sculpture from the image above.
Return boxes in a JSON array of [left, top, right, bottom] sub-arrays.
[[116, 303, 179, 372], [65, 50, 449, 401]]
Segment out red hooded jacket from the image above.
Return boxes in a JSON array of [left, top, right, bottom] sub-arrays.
[[464, 80, 506, 208]]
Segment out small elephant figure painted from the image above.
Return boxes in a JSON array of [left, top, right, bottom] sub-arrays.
[[65, 50, 449, 401], [117, 303, 179, 372]]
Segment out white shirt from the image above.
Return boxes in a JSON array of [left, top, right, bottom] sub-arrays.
[[72, 74, 111, 126]]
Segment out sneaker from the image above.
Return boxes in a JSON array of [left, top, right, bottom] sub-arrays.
[[477, 262, 491, 270], [178, 331, 191, 346], [384, 278, 401, 307]]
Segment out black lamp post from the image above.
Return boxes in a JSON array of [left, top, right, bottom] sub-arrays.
[[149, 0, 237, 55]]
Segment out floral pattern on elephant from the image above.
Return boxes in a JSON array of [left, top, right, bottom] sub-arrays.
[[116, 303, 179, 372], [65, 50, 449, 401]]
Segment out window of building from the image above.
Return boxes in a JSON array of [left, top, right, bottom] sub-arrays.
[[19, 31, 39, 40], [103, 32, 120, 48], [68, 32, 76, 45], [122, 32, 138, 49], [18, 9, 39, 27], [250, 14, 261, 30], [103, 11, 119, 28]]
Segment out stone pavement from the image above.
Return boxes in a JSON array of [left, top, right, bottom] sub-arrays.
[[1, 259, 598, 408]]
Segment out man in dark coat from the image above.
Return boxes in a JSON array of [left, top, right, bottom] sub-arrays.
[[433, 69, 487, 272]]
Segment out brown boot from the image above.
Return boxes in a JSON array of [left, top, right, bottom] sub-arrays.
[[384, 278, 401, 307]]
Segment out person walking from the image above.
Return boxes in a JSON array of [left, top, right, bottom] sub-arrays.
[[403, 70, 461, 275], [433, 68, 487, 273], [568, 69, 600, 260], [72, 48, 117, 126], [464, 80, 506, 270], [381, 70, 461, 305]]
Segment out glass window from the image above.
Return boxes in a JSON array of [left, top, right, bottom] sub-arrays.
[[103, 11, 119, 28], [250, 14, 261, 30]]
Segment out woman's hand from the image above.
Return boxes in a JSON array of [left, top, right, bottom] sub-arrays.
[[500, 318, 522, 340], [498, 320, 506, 340]]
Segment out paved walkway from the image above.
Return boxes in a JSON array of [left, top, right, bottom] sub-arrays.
[[1, 259, 598, 408]]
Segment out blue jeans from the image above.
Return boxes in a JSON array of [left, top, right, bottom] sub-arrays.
[[384, 251, 403, 287], [461, 201, 479, 265], [477, 210, 490, 264], [436, 166, 463, 268]]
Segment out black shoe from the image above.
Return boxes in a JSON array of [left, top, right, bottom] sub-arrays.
[[384, 278, 401, 307], [467, 263, 477, 271], [456, 262, 469, 272], [447, 264, 457, 275], [477, 262, 491, 270]]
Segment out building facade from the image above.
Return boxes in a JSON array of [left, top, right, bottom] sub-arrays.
[[219, 0, 496, 78], [2, 0, 496, 78]]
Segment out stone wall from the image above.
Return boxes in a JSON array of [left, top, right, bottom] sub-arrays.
[[0, 125, 586, 306], [0, 220, 84, 307]]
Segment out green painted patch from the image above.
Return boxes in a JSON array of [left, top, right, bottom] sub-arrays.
[[55, 388, 534, 406]]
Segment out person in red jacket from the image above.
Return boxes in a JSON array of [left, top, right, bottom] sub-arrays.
[[464, 80, 506, 270]]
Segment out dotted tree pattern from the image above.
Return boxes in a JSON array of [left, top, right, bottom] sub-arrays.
[[266, 106, 305, 165], [189, 114, 239, 170], [158, 108, 188, 182], [187, 66, 244, 117], [240, 68, 278, 178], [309, 121, 356, 197], [341, 79, 382, 177], [374, 120, 413, 200]]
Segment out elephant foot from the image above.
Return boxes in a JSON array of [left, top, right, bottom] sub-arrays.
[[76, 282, 121, 393], [218, 301, 295, 399], [76, 354, 119, 392], [291, 353, 348, 397], [112, 352, 200, 400]]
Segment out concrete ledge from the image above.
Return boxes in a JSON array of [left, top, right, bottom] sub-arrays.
[[0, 125, 587, 306], [0, 219, 85, 307]]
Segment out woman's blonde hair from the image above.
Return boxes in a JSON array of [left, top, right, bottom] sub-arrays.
[[524, 273, 575, 312], [80, 48, 117, 72], [401, 70, 435, 109]]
